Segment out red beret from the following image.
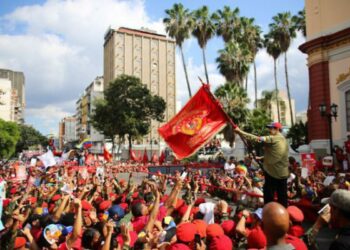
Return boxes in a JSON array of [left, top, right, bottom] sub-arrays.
[[119, 203, 128, 210], [209, 235, 233, 250], [192, 219, 207, 238], [287, 206, 304, 223], [81, 200, 93, 211], [168, 243, 191, 250], [176, 222, 196, 243], [247, 226, 267, 249], [99, 200, 112, 211], [14, 237, 26, 249], [51, 194, 61, 202], [206, 224, 224, 239], [221, 220, 236, 237]]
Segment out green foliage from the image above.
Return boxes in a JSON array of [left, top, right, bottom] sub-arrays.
[[287, 121, 308, 150], [90, 75, 166, 149], [212, 6, 240, 43], [245, 109, 272, 135], [0, 119, 20, 159], [216, 41, 252, 84], [215, 83, 250, 146], [191, 5, 215, 49], [292, 9, 306, 37], [16, 124, 48, 152]]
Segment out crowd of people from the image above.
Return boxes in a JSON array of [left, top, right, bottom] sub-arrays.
[[0, 152, 349, 250]]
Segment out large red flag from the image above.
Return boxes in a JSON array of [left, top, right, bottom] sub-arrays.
[[158, 84, 228, 160]]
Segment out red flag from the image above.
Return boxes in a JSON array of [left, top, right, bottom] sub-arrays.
[[143, 149, 149, 164], [129, 149, 137, 161], [158, 84, 228, 160], [151, 153, 158, 163], [159, 151, 166, 165], [104, 146, 112, 163]]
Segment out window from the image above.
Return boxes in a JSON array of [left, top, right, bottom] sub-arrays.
[[346, 90, 350, 131]]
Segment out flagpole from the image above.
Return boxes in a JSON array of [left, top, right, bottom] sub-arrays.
[[198, 77, 262, 167]]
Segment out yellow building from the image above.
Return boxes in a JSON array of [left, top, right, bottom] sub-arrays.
[[300, 0, 350, 155], [104, 27, 176, 144]]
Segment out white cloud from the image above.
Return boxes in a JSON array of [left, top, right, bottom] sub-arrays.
[[0, 0, 164, 134]]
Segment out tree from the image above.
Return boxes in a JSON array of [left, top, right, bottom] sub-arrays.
[[293, 9, 306, 37], [269, 12, 297, 126], [287, 121, 308, 151], [216, 41, 252, 85], [264, 32, 282, 122], [238, 17, 262, 103], [164, 3, 193, 97], [91, 75, 166, 157], [213, 6, 240, 43], [16, 124, 48, 153], [0, 119, 20, 159], [215, 83, 250, 146], [191, 5, 216, 84]]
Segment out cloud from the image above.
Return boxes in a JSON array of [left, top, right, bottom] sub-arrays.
[[0, 0, 164, 134]]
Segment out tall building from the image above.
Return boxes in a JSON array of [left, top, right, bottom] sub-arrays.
[[299, 0, 350, 155], [75, 76, 104, 153], [257, 90, 296, 127], [103, 27, 176, 144], [0, 68, 25, 123], [58, 117, 77, 149]]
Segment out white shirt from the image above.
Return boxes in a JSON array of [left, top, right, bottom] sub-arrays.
[[224, 162, 235, 175]]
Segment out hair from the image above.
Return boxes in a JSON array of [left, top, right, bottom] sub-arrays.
[[131, 202, 144, 217], [144, 192, 154, 204], [82, 228, 99, 249]]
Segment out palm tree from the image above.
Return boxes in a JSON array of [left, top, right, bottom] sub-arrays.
[[264, 32, 282, 123], [164, 3, 194, 97], [212, 6, 240, 43], [216, 41, 252, 85], [269, 12, 297, 126], [215, 83, 250, 146], [238, 17, 263, 106], [293, 9, 306, 37], [192, 6, 216, 84]]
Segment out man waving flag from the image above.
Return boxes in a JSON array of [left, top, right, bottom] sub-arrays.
[[158, 84, 229, 160]]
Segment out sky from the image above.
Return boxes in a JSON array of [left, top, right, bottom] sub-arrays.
[[0, 0, 307, 136]]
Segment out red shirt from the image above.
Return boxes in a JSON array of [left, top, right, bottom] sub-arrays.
[[286, 234, 307, 250], [288, 225, 304, 238], [131, 215, 149, 233], [246, 225, 267, 249]]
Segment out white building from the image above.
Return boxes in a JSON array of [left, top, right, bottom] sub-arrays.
[[0, 78, 13, 121]]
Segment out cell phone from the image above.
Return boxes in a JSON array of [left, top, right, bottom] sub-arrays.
[[318, 204, 330, 214]]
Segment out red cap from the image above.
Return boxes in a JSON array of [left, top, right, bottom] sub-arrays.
[[266, 122, 282, 130], [81, 200, 93, 211], [206, 224, 224, 239], [209, 234, 233, 250], [99, 200, 112, 211], [192, 219, 207, 238], [287, 206, 304, 223], [176, 222, 196, 243], [119, 203, 128, 210], [51, 194, 61, 202], [14, 237, 26, 249], [247, 226, 267, 249], [221, 220, 236, 237], [168, 243, 191, 250]]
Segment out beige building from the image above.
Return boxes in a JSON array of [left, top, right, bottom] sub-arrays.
[[300, 0, 350, 155], [104, 27, 176, 145], [0, 69, 25, 123], [59, 117, 77, 149], [257, 90, 296, 128]]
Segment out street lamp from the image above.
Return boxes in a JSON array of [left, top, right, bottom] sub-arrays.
[[319, 103, 338, 155]]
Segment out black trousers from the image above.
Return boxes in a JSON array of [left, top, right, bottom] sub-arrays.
[[263, 172, 288, 207]]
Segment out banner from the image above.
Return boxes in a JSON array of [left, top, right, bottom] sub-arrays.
[[15, 164, 27, 181], [301, 153, 316, 172], [158, 84, 228, 160]]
